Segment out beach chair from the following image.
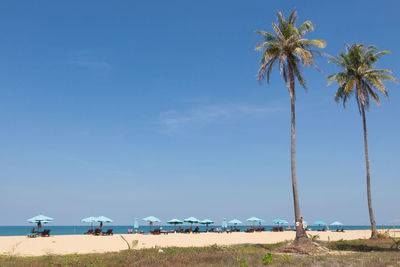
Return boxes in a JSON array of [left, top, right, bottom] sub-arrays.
[[94, 228, 102, 235], [103, 229, 113, 235], [27, 232, 37, 238], [209, 228, 215, 232], [184, 229, 190, 233], [152, 229, 161, 235], [84, 229, 94, 235], [41, 229, 51, 237], [193, 227, 200, 233], [244, 228, 254, 233]]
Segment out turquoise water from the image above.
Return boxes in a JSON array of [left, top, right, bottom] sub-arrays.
[[0, 225, 398, 236]]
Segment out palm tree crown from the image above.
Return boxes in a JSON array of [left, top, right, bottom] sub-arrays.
[[327, 43, 398, 110], [255, 10, 326, 99]]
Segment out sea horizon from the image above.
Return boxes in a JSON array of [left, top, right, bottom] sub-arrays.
[[1, 225, 399, 236]]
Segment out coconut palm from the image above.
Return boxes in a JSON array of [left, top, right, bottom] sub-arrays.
[[327, 43, 397, 239], [255, 10, 326, 245]]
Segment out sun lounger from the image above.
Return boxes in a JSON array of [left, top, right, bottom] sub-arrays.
[[94, 228, 102, 235], [84, 229, 94, 235], [27, 232, 37, 238], [244, 228, 255, 233], [41, 229, 51, 237], [151, 229, 161, 235], [103, 229, 113, 235]]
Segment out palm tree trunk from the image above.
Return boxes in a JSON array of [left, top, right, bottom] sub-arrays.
[[287, 67, 309, 245], [361, 105, 378, 239]]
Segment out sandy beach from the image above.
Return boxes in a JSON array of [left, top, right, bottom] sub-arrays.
[[0, 230, 395, 256]]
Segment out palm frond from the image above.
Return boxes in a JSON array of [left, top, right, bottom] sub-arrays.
[[301, 39, 326, 48], [298, 21, 314, 35], [327, 43, 397, 110], [255, 10, 326, 97], [254, 30, 279, 42]]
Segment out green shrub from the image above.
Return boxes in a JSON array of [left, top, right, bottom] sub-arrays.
[[263, 253, 273, 264], [308, 234, 320, 242]]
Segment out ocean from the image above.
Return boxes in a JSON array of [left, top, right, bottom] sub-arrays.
[[0, 225, 398, 236]]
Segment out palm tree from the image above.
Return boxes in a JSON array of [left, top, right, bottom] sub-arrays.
[[255, 10, 326, 245], [327, 43, 397, 239]]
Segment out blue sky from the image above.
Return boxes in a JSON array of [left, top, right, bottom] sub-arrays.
[[0, 0, 399, 226]]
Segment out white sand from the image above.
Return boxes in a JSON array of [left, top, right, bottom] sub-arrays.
[[0, 230, 395, 256]]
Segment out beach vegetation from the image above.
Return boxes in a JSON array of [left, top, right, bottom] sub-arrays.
[[119, 235, 138, 250], [327, 43, 398, 239], [325, 237, 400, 252], [1, 242, 400, 266], [308, 234, 320, 242], [280, 254, 291, 262], [255, 9, 326, 247], [262, 252, 273, 264]]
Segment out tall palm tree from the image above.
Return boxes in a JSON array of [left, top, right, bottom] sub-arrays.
[[327, 43, 397, 239], [255, 10, 326, 245]]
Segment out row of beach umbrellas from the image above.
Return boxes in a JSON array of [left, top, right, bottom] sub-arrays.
[[27, 214, 344, 232]]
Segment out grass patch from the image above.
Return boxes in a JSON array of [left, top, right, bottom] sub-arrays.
[[0, 241, 399, 266], [326, 238, 400, 252]]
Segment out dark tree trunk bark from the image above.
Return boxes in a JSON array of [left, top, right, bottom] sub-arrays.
[[361, 105, 379, 239], [287, 67, 309, 246]]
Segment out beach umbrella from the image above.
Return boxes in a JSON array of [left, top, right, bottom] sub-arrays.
[[247, 217, 263, 227], [167, 219, 183, 230], [221, 218, 228, 230], [272, 218, 288, 228], [272, 218, 288, 224], [330, 221, 343, 226], [27, 214, 53, 231], [199, 219, 214, 231], [184, 217, 199, 229], [313, 220, 326, 226], [142, 216, 161, 232], [229, 219, 242, 224], [82, 216, 97, 229], [96, 216, 113, 231], [229, 219, 242, 231], [228, 219, 242, 226], [134, 218, 139, 230]]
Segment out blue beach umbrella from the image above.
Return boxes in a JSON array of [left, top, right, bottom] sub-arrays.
[[272, 218, 288, 224], [134, 218, 139, 230], [221, 218, 228, 230], [247, 217, 263, 227], [184, 217, 199, 229], [228, 219, 242, 226], [142, 216, 161, 232], [27, 214, 53, 231], [96, 216, 113, 231], [199, 219, 214, 231], [330, 221, 343, 226], [82, 216, 97, 229], [313, 220, 326, 226], [272, 218, 288, 228], [167, 219, 183, 230]]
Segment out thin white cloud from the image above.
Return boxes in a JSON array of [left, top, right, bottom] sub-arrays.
[[158, 103, 286, 133], [67, 50, 112, 70], [73, 60, 112, 69]]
